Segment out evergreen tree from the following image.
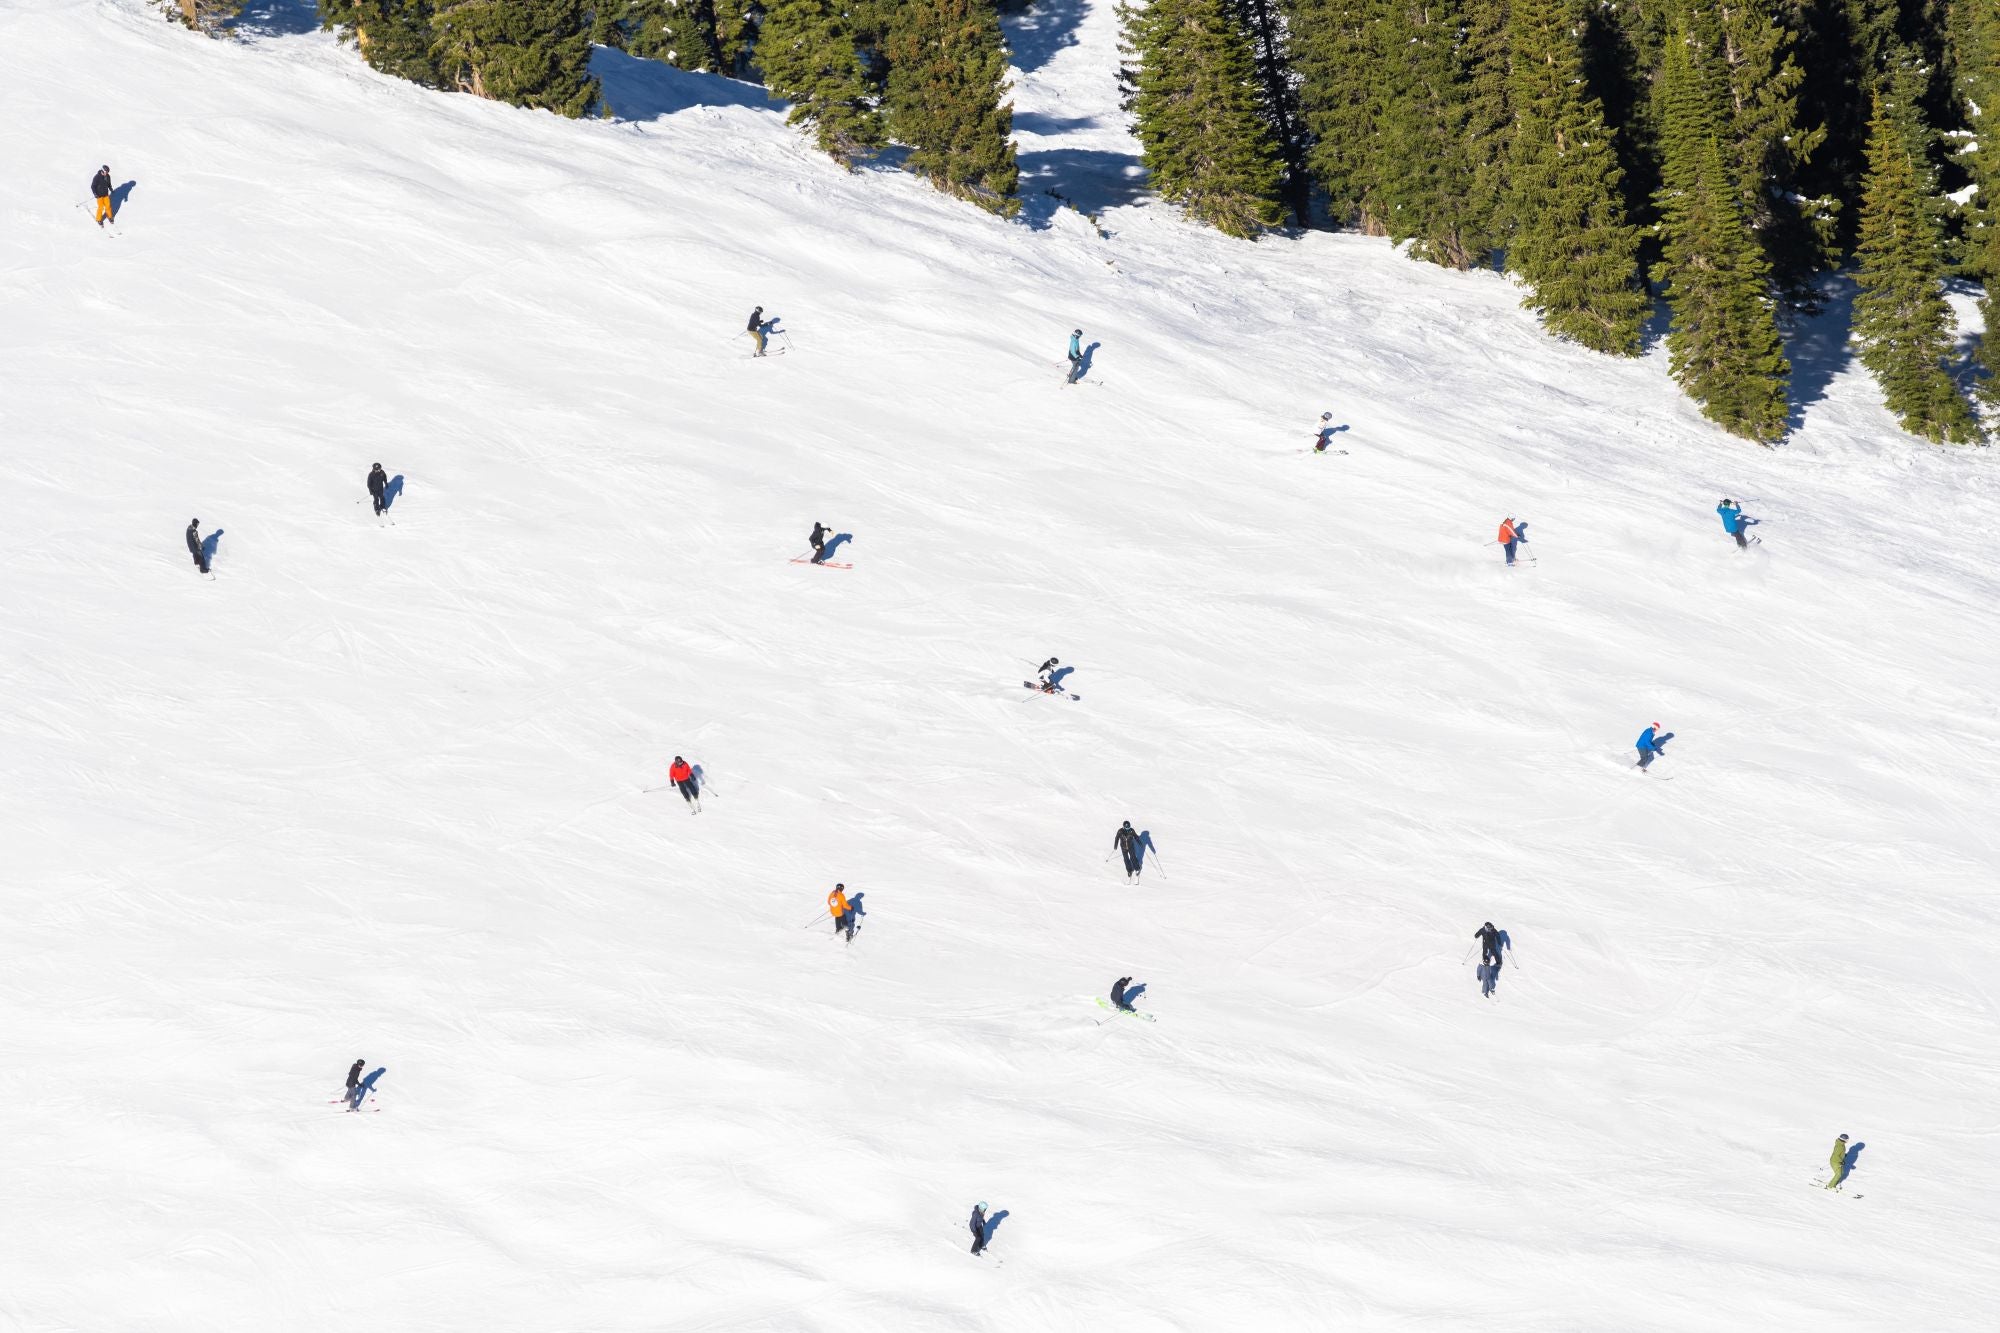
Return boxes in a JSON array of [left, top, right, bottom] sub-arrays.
[[1950, 0, 2000, 404], [1285, 0, 1388, 231], [1372, 0, 1509, 270], [1505, 0, 1647, 353], [159, 0, 245, 32], [759, 0, 884, 165], [1652, 22, 1792, 442], [1121, 0, 1286, 238], [1853, 67, 1982, 441], [319, 1, 444, 85], [618, 0, 761, 76], [1678, 0, 1832, 291], [884, 0, 1021, 213], [429, 0, 599, 117], [1226, 0, 1313, 226]]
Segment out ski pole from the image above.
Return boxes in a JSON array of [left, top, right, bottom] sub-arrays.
[[641, 784, 672, 793], [1461, 943, 1475, 965]]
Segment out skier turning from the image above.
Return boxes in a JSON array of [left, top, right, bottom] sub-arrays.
[[1474, 922, 1504, 969], [1717, 498, 1759, 549], [1498, 516, 1529, 566], [1826, 1133, 1851, 1189], [345, 1059, 365, 1094], [367, 464, 388, 516], [1034, 657, 1060, 691], [1636, 723, 1675, 771], [809, 521, 830, 565], [1113, 820, 1142, 879], [1110, 976, 1135, 1011], [827, 883, 855, 942], [1066, 329, 1084, 384], [748, 306, 767, 357], [91, 165, 113, 226], [669, 756, 699, 811], [186, 518, 209, 575], [1313, 412, 1338, 452]]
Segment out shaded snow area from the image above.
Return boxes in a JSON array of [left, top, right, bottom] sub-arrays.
[[5, 0, 2000, 1328]]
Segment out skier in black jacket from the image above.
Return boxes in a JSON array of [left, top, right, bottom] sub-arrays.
[[91, 165, 113, 226], [1113, 821, 1141, 879], [367, 464, 388, 515], [1474, 922, 1503, 968], [346, 1059, 365, 1092], [186, 519, 208, 574], [969, 1202, 989, 1254], [809, 521, 830, 564], [1110, 976, 1134, 1011], [748, 306, 766, 357], [1034, 657, 1060, 690]]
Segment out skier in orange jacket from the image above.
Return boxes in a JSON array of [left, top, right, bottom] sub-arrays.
[[1497, 517, 1529, 566], [827, 884, 855, 941], [668, 756, 699, 811]]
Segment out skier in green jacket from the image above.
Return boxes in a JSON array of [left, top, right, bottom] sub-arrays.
[[1825, 1133, 1850, 1189]]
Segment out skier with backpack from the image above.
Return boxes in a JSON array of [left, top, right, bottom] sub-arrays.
[[827, 883, 855, 942], [1112, 821, 1142, 879], [668, 756, 699, 811], [1717, 498, 1759, 549], [1636, 723, 1674, 771]]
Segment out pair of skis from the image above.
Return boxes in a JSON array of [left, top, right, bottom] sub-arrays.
[[790, 553, 852, 570], [1023, 681, 1079, 700]]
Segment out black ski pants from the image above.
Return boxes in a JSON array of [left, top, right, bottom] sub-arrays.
[[676, 778, 699, 803], [1120, 846, 1141, 876]]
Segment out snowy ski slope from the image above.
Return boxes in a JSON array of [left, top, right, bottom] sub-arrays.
[[4, 1, 2000, 1328]]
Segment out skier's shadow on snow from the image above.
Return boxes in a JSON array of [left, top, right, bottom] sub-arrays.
[[1048, 665, 1075, 689], [382, 475, 404, 511], [1477, 963, 1502, 997], [1121, 983, 1147, 1006], [820, 532, 853, 560], [690, 763, 706, 796], [1132, 831, 1157, 874], [981, 1208, 1011, 1242], [847, 893, 866, 930], [1077, 342, 1100, 378], [200, 529, 224, 567], [1842, 1141, 1866, 1179], [109, 181, 137, 219]]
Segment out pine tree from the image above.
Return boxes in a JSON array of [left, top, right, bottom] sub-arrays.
[[759, 0, 884, 165], [1505, 0, 1647, 353], [1652, 21, 1792, 441], [1677, 0, 1832, 293], [159, 0, 245, 32], [1226, 0, 1312, 226], [1121, 0, 1286, 238], [884, 0, 1021, 213], [429, 0, 599, 117], [1285, 0, 1388, 230], [1853, 67, 1982, 441], [1372, 0, 1509, 270], [616, 0, 761, 76], [319, 1, 444, 85], [1950, 0, 2000, 405]]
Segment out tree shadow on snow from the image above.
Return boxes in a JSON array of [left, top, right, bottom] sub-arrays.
[[383, 475, 404, 511], [590, 47, 773, 121], [1782, 277, 1858, 436], [1017, 149, 1149, 227], [1003, 0, 1088, 73], [821, 532, 853, 561], [230, 0, 321, 38], [1012, 111, 1098, 138]]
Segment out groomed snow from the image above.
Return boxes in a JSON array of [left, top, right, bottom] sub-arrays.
[[3, 1, 1999, 1328]]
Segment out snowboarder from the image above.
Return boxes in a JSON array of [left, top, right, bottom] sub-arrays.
[[1498, 516, 1529, 566], [1313, 412, 1338, 452], [1113, 820, 1142, 879], [669, 755, 699, 810], [1826, 1133, 1851, 1189], [1717, 498, 1759, 549], [1636, 722, 1674, 771], [367, 464, 388, 515], [1066, 329, 1084, 384], [1474, 922, 1503, 968], [345, 1058, 365, 1093], [1034, 657, 1060, 691], [809, 521, 830, 564], [827, 883, 855, 941], [1110, 976, 1135, 1011], [347, 1066, 385, 1110], [185, 518, 209, 575], [969, 1202, 989, 1255], [748, 306, 767, 357], [90, 165, 114, 227]]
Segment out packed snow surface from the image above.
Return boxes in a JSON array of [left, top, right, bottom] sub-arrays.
[[4, 1, 2000, 1328]]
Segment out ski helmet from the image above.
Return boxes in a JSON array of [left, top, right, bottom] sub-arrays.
[[1321, 412, 1332, 421], [1073, 329, 1082, 336]]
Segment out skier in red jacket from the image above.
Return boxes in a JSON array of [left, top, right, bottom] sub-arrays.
[[669, 756, 700, 811]]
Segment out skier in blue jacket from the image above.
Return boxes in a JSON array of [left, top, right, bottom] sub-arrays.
[[1717, 498, 1758, 549], [1066, 329, 1084, 383], [1636, 723, 1674, 771]]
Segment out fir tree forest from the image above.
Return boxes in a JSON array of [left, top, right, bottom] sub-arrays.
[[298, 0, 1997, 444]]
